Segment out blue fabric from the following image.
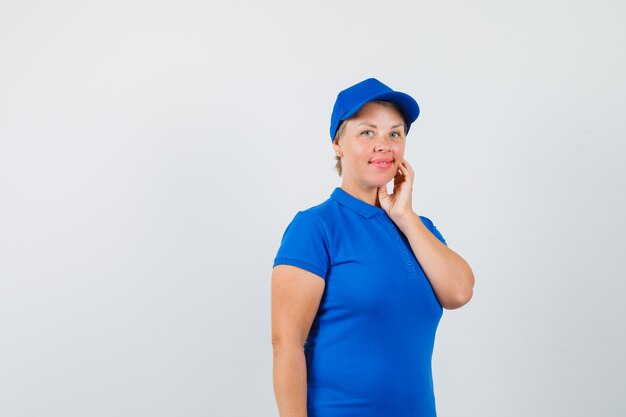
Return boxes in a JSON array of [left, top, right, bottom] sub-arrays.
[[329, 77, 420, 141], [273, 187, 448, 417]]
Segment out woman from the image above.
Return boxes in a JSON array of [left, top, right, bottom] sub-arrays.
[[271, 78, 474, 417]]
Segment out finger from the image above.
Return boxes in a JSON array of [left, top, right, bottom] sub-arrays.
[[397, 163, 406, 176], [403, 159, 414, 173], [400, 160, 413, 183], [396, 163, 404, 174]]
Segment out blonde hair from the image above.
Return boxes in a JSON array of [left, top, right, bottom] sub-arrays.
[[333, 100, 408, 176]]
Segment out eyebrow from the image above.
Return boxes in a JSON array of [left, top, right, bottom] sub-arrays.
[[357, 123, 404, 130]]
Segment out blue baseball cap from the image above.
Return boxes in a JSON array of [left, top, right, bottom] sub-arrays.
[[329, 78, 420, 141]]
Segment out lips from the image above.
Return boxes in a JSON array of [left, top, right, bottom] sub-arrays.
[[369, 158, 394, 168]]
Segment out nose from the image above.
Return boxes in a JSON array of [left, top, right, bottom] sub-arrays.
[[373, 135, 391, 151]]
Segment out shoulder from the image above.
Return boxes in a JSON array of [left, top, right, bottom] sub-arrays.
[[274, 198, 335, 279], [278, 197, 345, 249], [281, 197, 335, 234], [291, 197, 338, 227]]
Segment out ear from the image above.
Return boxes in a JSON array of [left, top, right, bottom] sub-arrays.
[[332, 139, 342, 157]]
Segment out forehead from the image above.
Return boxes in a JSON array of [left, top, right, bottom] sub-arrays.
[[349, 101, 404, 122]]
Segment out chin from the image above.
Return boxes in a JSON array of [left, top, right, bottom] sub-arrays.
[[368, 175, 394, 188]]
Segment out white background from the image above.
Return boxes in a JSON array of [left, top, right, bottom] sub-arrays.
[[1, 1, 625, 416]]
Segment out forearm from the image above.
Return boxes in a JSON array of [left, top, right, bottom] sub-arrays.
[[397, 212, 474, 309], [272, 343, 308, 417]]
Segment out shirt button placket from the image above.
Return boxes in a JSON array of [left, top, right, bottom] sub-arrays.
[[381, 215, 415, 273]]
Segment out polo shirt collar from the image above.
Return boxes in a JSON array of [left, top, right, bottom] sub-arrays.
[[330, 187, 386, 219]]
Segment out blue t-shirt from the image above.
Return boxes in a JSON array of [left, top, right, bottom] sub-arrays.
[[273, 187, 448, 417]]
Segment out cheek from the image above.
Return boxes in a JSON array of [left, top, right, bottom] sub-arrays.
[[345, 145, 369, 160]]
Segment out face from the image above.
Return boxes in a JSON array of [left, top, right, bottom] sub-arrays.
[[333, 101, 406, 193]]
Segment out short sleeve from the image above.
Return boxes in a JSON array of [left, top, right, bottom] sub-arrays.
[[419, 215, 448, 246], [273, 210, 330, 280]]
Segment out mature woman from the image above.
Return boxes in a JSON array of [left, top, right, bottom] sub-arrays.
[[271, 78, 474, 417]]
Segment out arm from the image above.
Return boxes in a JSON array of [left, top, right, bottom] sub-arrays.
[[395, 212, 474, 309], [271, 265, 325, 417], [378, 159, 474, 310]]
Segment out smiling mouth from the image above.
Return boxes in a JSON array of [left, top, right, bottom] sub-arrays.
[[370, 160, 394, 168]]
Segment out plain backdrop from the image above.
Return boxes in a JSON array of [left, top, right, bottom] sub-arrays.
[[1, 1, 625, 416]]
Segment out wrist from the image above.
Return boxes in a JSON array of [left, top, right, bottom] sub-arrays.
[[392, 210, 418, 230]]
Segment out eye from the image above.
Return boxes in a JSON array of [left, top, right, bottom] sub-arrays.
[[361, 130, 374, 137], [390, 131, 402, 139]]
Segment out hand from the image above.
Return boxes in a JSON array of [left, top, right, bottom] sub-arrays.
[[377, 158, 416, 224]]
